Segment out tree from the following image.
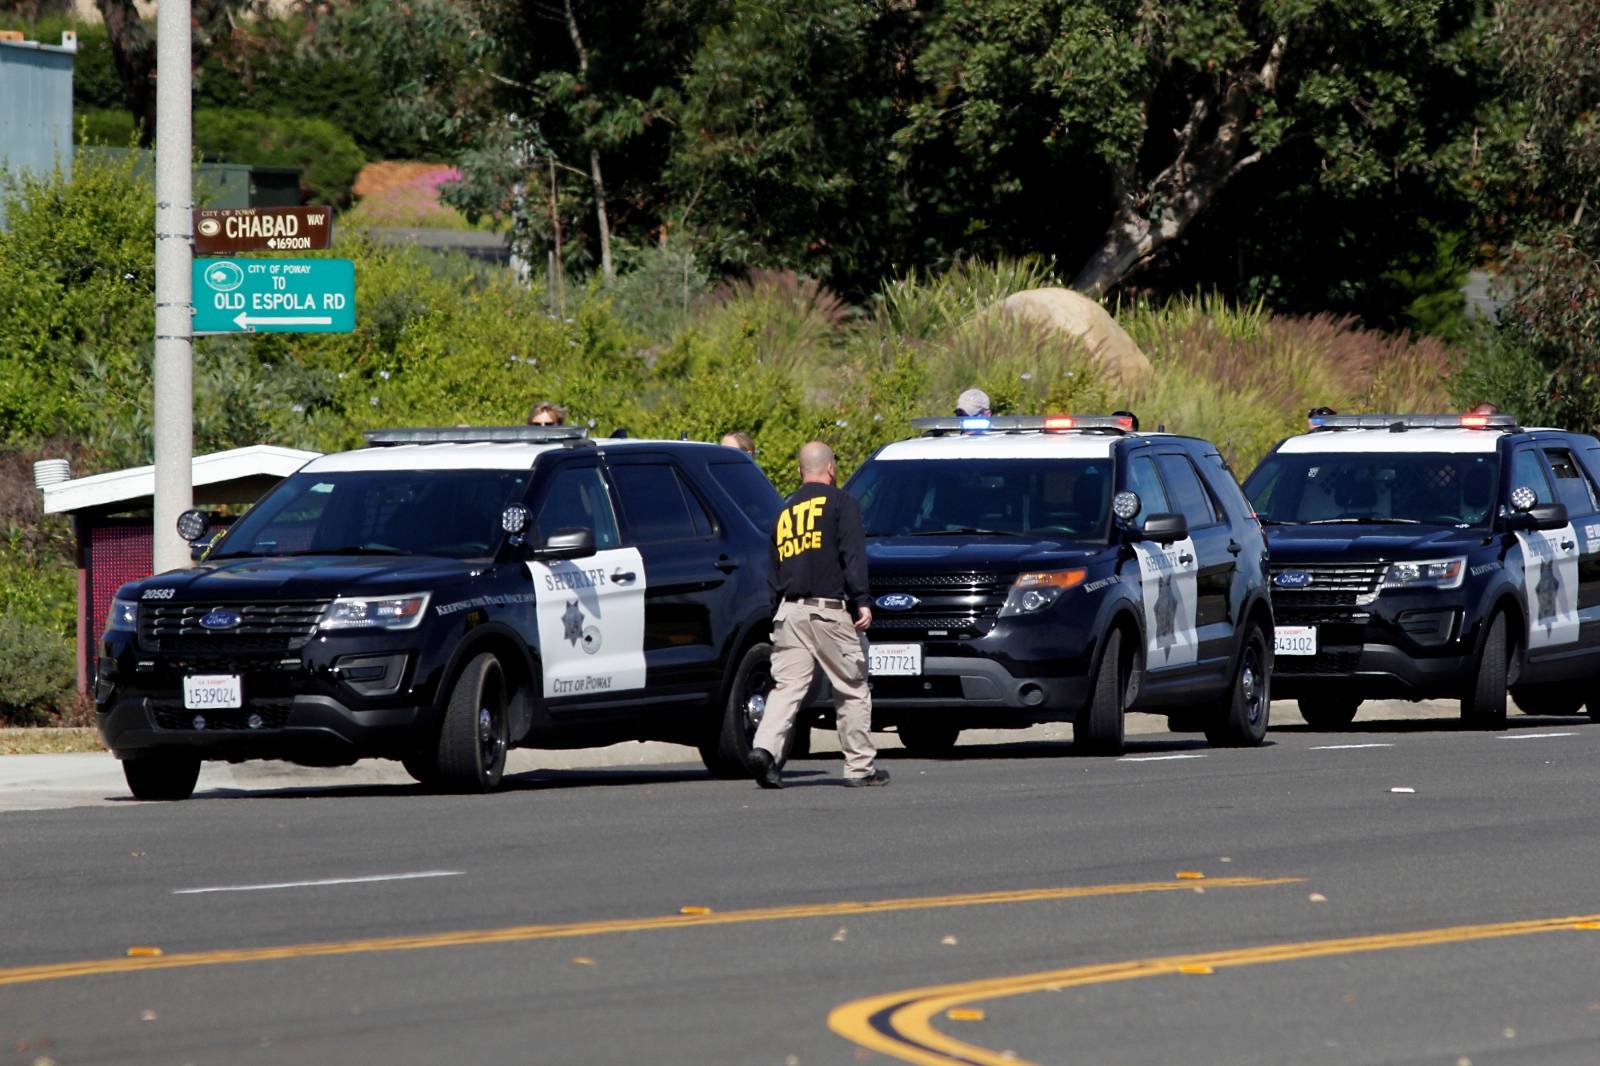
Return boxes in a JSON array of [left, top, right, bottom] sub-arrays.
[[1486, 0, 1600, 431], [898, 0, 1491, 297], [95, 0, 248, 146]]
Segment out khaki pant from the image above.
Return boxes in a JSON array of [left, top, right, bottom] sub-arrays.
[[753, 600, 877, 778]]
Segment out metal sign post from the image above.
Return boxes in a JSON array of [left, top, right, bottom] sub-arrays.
[[151, 0, 193, 573]]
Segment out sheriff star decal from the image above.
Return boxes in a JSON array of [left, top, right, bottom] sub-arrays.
[[562, 599, 586, 646], [1535, 556, 1560, 635], [1153, 573, 1178, 658]]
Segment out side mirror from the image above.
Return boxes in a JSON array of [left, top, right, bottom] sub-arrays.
[[1505, 501, 1568, 532], [1138, 512, 1189, 544], [531, 527, 596, 561]]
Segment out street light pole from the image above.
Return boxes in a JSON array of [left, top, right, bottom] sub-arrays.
[[152, 0, 194, 572]]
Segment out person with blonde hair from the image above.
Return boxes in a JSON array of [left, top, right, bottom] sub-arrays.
[[720, 430, 756, 455], [527, 401, 567, 426]]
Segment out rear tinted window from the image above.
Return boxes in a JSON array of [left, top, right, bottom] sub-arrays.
[[611, 463, 717, 543], [708, 461, 783, 532], [1156, 454, 1220, 527]]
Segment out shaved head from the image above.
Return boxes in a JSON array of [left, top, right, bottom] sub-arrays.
[[798, 440, 836, 483]]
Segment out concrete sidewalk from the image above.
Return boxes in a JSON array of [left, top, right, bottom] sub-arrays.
[[0, 700, 1466, 812]]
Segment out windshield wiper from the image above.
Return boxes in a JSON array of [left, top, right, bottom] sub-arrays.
[[278, 545, 413, 556], [1306, 517, 1423, 525], [898, 527, 1028, 537]]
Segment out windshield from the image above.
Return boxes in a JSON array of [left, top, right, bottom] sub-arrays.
[[848, 458, 1111, 538], [1245, 452, 1497, 527], [213, 469, 529, 559]]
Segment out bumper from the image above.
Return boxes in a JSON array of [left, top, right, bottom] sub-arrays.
[[99, 693, 428, 764], [809, 654, 1091, 727], [1273, 642, 1471, 700]]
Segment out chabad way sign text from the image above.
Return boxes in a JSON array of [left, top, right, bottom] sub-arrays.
[[193, 258, 356, 334]]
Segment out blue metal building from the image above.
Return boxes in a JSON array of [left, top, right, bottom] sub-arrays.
[[0, 29, 78, 224]]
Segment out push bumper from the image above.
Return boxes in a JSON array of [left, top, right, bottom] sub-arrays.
[[98, 694, 429, 765]]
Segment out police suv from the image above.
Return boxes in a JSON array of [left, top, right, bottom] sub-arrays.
[[97, 427, 784, 798], [1243, 412, 1600, 728], [834, 415, 1274, 755]]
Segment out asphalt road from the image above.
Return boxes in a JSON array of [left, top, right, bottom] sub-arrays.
[[6, 704, 1600, 1066]]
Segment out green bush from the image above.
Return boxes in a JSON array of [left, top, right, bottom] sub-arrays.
[[0, 610, 75, 725], [194, 108, 366, 206]]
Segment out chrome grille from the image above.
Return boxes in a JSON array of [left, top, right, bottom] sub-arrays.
[[139, 600, 330, 653], [867, 572, 1011, 637], [1269, 563, 1386, 607]]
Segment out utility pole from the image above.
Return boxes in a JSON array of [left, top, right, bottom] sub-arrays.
[[152, 0, 194, 572]]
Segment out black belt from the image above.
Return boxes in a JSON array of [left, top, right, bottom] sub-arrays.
[[785, 596, 846, 609]]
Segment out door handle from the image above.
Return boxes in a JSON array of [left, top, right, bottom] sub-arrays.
[[1227, 540, 1242, 555], [1560, 540, 1575, 552], [713, 556, 740, 573], [610, 570, 637, 584], [1178, 553, 1194, 566]]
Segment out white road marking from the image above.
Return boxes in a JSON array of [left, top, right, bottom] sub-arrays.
[[173, 871, 464, 895], [1119, 753, 1208, 762], [1310, 743, 1395, 750], [1497, 732, 1576, 741]]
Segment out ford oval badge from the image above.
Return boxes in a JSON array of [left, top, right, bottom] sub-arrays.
[[875, 593, 920, 611], [1273, 570, 1313, 590], [198, 608, 242, 630]]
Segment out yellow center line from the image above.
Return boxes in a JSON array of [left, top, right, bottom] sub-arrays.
[[828, 911, 1600, 1066], [0, 876, 1298, 989]]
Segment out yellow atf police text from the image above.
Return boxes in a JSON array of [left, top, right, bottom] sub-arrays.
[[776, 497, 827, 560]]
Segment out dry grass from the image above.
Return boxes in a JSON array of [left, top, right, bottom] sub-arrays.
[[0, 727, 104, 755]]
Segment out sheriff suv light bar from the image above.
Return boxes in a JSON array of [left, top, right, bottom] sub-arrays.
[[913, 414, 1136, 436], [363, 425, 592, 446], [1306, 412, 1521, 432]]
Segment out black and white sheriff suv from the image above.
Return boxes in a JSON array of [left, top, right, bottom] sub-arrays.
[[831, 414, 1274, 755], [1244, 412, 1600, 728], [97, 426, 785, 798]]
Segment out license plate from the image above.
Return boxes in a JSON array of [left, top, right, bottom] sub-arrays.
[[869, 643, 922, 676], [183, 674, 242, 709], [1275, 626, 1317, 656]]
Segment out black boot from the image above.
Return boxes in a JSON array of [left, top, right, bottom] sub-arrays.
[[749, 747, 783, 789]]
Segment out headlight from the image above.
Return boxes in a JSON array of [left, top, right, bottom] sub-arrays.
[[1382, 558, 1465, 591], [107, 598, 138, 632], [319, 592, 431, 631], [998, 569, 1087, 616]]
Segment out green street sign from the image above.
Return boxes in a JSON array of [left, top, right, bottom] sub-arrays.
[[193, 258, 356, 333]]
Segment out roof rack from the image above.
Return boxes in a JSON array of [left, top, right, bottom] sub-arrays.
[[1307, 413, 1521, 432], [911, 414, 1136, 437], [363, 425, 592, 446]]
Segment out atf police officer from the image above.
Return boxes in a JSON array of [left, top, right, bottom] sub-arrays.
[[749, 441, 890, 789]]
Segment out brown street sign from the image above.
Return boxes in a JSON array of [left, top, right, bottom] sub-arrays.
[[192, 206, 333, 254]]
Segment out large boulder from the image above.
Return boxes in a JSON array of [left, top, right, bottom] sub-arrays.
[[997, 288, 1153, 388]]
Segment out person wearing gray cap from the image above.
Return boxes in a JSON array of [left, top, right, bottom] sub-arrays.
[[955, 388, 991, 417]]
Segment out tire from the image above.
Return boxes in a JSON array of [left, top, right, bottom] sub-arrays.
[[1076, 628, 1128, 756], [1297, 696, 1361, 730], [1206, 625, 1271, 747], [897, 719, 961, 758], [435, 652, 509, 792], [122, 751, 201, 801], [1460, 612, 1509, 730], [1510, 683, 1585, 716], [700, 643, 790, 778]]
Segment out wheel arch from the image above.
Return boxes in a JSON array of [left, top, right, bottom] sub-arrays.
[[434, 624, 540, 742]]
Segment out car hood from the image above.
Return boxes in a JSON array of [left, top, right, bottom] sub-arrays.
[[134, 555, 477, 601], [866, 536, 1097, 575], [1264, 524, 1487, 563]]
